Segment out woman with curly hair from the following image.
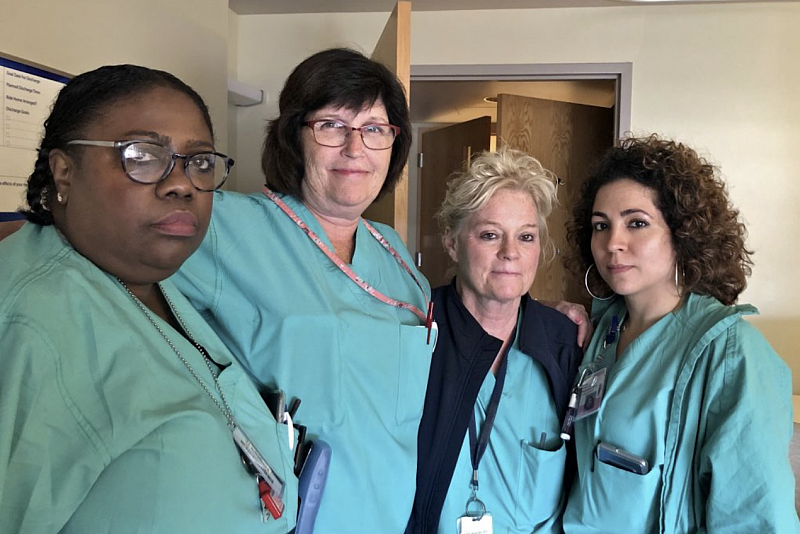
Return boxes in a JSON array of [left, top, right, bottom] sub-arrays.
[[561, 135, 798, 533]]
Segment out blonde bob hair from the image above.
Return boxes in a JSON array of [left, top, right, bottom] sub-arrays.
[[436, 147, 559, 260]]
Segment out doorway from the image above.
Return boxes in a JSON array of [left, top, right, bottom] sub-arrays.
[[409, 63, 631, 305]]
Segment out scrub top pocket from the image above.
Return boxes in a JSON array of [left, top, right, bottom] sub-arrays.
[[515, 439, 567, 529], [395, 323, 435, 426], [583, 455, 663, 531], [267, 314, 344, 427]]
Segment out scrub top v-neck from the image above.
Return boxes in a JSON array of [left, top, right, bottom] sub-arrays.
[[173, 190, 436, 533], [438, 330, 566, 534]]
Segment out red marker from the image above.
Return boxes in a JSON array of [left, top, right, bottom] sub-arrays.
[[259, 476, 284, 519], [426, 301, 434, 345]]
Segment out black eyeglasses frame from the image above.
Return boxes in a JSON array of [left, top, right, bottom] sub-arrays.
[[65, 139, 234, 192]]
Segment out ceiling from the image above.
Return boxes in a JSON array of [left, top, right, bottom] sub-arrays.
[[228, 0, 770, 15], [410, 79, 616, 124]]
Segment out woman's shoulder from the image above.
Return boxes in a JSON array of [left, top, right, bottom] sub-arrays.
[[677, 293, 761, 349], [675, 294, 788, 380], [210, 190, 274, 226], [523, 296, 581, 343], [0, 224, 92, 316]]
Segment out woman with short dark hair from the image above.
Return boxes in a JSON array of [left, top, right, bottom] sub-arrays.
[[261, 47, 411, 201], [173, 48, 429, 532]]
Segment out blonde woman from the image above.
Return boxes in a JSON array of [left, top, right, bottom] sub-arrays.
[[409, 148, 581, 533]]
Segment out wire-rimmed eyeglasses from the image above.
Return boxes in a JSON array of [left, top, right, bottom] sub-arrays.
[[304, 120, 400, 151], [66, 139, 234, 192]]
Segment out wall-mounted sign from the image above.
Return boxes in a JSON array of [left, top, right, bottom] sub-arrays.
[[1, 54, 69, 217]]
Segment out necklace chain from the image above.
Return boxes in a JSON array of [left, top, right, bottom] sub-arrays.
[[117, 279, 236, 429]]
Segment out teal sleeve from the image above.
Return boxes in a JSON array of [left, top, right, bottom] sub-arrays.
[[171, 215, 221, 318], [698, 321, 799, 533], [0, 318, 106, 534]]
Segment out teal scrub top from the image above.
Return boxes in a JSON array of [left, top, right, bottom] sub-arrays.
[[563, 293, 798, 533], [172, 191, 435, 533], [0, 224, 298, 533], [438, 336, 566, 534]]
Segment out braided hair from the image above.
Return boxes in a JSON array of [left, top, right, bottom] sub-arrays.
[[22, 64, 213, 225]]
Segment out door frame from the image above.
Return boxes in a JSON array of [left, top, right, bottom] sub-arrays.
[[407, 62, 632, 253], [411, 62, 632, 138]]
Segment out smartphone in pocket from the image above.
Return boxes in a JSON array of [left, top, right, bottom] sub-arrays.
[[596, 442, 649, 474]]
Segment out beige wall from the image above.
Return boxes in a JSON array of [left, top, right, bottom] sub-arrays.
[[234, 3, 800, 390], [227, 9, 240, 189], [413, 5, 800, 390], [1, 0, 230, 150]]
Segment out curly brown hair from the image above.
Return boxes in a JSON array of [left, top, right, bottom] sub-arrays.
[[566, 134, 753, 305]]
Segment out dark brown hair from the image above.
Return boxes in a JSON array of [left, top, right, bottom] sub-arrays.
[[261, 48, 411, 200], [566, 134, 753, 305]]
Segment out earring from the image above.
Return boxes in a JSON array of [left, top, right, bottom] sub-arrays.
[[675, 262, 685, 296], [584, 264, 615, 301], [57, 192, 64, 203]]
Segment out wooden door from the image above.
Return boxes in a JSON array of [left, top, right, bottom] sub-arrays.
[[363, 1, 411, 243], [417, 117, 492, 288], [497, 93, 614, 308]]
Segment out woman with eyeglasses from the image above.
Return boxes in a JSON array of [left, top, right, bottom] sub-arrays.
[[169, 47, 429, 532], [561, 136, 797, 533], [0, 65, 297, 533]]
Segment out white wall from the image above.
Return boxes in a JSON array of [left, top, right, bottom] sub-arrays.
[[1, 0, 230, 150], [234, 3, 800, 390]]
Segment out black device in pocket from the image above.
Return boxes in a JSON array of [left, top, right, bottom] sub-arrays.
[[596, 442, 650, 474], [261, 389, 286, 421]]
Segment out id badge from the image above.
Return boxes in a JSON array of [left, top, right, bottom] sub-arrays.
[[232, 425, 285, 498], [457, 513, 493, 534], [575, 367, 607, 420]]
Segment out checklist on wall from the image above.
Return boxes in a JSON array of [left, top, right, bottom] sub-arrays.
[[1, 55, 68, 214]]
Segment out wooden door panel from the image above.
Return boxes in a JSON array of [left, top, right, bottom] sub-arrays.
[[418, 117, 491, 288], [363, 1, 411, 243], [497, 93, 614, 308]]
